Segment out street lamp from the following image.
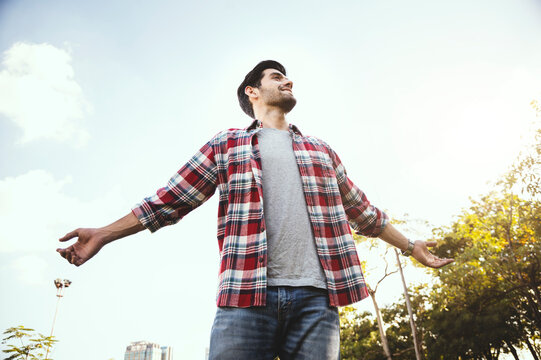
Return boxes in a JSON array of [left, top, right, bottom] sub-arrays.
[[54, 278, 71, 291], [46, 278, 71, 359]]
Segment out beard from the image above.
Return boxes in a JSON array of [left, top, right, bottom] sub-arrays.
[[274, 95, 297, 114], [261, 88, 297, 114]]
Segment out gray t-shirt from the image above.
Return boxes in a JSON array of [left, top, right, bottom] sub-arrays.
[[257, 128, 327, 289]]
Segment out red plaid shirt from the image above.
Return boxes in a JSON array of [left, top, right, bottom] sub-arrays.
[[132, 120, 388, 307]]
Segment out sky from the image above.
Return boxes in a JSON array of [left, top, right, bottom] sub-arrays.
[[1, 0, 540, 359]]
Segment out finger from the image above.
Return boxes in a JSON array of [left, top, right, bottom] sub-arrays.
[[70, 248, 85, 266], [430, 258, 454, 268], [57, 248, 68, 258], [59, 229, 79, 242], [65, 249, 74, 264], [425, 241, 438, 248]]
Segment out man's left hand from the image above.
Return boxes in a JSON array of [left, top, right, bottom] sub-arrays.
[[411, 240, 454, 268]]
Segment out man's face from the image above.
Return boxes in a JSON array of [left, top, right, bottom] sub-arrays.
[[255, 68, 297, 113]]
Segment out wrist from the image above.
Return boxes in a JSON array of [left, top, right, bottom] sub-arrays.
[[96, 228, 115, 245], [401, 239, 415, 256]]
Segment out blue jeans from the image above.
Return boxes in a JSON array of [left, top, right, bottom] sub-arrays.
[[209, 286, 340, 360]]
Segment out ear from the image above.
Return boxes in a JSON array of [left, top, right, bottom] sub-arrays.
[[245, 86, 259, 100]]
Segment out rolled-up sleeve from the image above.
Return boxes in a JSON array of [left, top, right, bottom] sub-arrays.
[[132, 140, 218, 233], [327, 146, 388, 237]]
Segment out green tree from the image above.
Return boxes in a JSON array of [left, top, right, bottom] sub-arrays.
[[340, 306, 386, 360], [428, 192, 540, 359], [2, 326, 57, 360], [343, 193, 540, 359], [381, 285, 430, 359]]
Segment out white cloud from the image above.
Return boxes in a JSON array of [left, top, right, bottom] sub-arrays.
[[0, 170, 128, 253], [0, 42, 90, 146]]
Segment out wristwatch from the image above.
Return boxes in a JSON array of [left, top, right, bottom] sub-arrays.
[[401, 239, 415, 256]]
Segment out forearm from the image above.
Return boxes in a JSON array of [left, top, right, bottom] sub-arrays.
[[58, 212, 145, 266], [377, 223, 409, 251], [99, 212, 145, 245]]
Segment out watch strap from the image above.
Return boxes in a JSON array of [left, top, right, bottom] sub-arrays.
[[401, 239, 415, 256]]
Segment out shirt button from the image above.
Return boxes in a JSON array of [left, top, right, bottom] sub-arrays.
[[258, 257, 264, 263], [260, 227, 265, 233]]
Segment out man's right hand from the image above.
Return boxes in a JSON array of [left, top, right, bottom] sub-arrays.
[[56, 212, 145, 267], [57, 228, 106, 267]]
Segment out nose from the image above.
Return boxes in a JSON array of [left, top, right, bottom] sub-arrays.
[[283, 78, 293, 89]]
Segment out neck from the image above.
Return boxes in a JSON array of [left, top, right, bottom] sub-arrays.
[[254, 107, 289, 130]]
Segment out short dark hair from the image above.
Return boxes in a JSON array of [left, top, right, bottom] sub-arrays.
[[237, 60, 287, 118]]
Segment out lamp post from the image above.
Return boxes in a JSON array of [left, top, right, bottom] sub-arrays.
[[46, 278, 71, 359]]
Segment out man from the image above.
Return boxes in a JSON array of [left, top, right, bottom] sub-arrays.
[[57, 60, 453, 359]]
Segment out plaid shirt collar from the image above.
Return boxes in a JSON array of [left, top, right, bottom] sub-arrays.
[[246, 119, 303, 138]]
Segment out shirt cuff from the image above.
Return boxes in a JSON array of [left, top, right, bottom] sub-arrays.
[[131, 202, 161, 233]]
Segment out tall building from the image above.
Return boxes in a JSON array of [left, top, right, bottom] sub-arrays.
[[124, 341, 173, 360], [161, 346, 173, 360]]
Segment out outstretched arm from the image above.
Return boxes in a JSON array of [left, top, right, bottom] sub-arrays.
[[324, 144, 454, 269], [57, 212, 145, 266], [57, 138, 218, 267], [378, 223, 454, 268]]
